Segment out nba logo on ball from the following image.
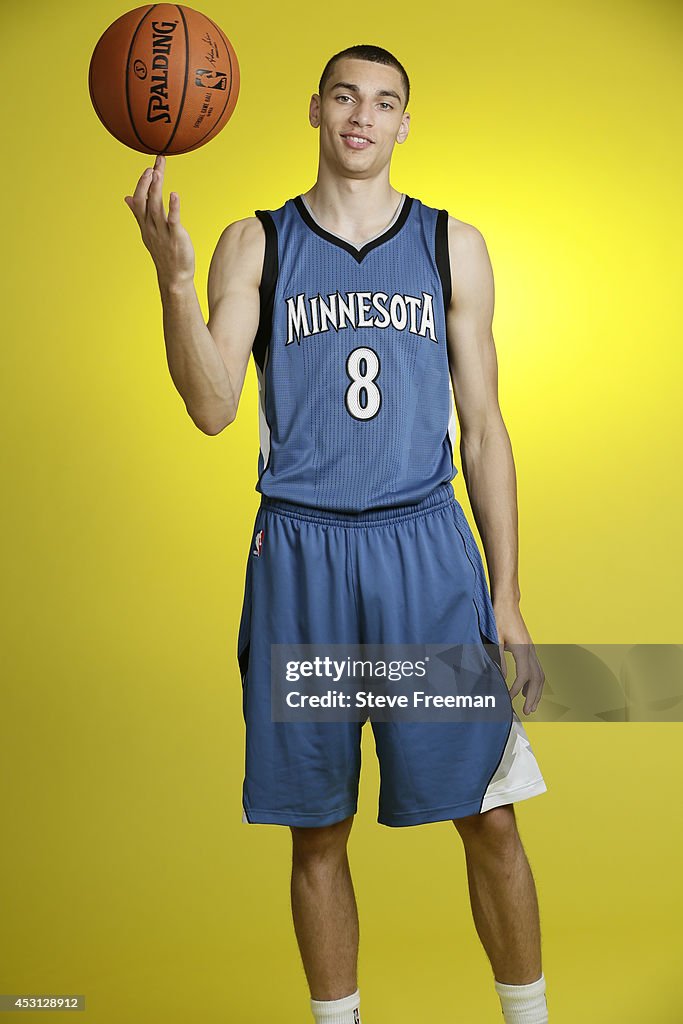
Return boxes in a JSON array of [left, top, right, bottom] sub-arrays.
[[253, 529, 264, 557]]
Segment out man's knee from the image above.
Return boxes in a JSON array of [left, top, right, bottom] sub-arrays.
[[290, 814, 354, 862], [452, 804, 518, 846]]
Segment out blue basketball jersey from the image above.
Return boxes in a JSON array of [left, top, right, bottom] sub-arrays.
[[250, 192, 458, 512]]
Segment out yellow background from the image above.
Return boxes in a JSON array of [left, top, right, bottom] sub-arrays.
[[2, 0, 682, 1021]]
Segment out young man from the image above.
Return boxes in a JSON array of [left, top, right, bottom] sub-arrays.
[[125, 43, 549, 1024]]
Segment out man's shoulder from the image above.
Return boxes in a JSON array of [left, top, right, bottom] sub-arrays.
[[446, 214, 487, 250], [418, 199, 488, 258], [444, 215, 491, 286], [212, 215, 266, 265], [219, 214, 266, 243], [208, 216, 268, 292], [442, 214, 494, 311], [214, 194, 292, 254]]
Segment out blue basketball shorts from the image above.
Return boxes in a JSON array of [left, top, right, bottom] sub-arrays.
[[236, 482, 547, 828]]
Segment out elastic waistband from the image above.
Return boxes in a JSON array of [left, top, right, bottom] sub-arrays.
[[259, 483, 456, 528]]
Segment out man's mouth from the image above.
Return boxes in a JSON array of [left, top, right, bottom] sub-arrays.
[[340, 133, 374, 149]]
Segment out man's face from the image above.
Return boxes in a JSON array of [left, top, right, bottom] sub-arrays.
[[309, 58, 410, 176]]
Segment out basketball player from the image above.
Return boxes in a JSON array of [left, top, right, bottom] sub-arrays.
[[125, 44, 549, 1024]]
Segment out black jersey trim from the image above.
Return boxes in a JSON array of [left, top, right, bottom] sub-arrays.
[[435, 209, 452, 316], [238, 640, 250, 683], [252, 210, 278, 373], [292, 194, 414, 264], [445, 421, 454, 466]]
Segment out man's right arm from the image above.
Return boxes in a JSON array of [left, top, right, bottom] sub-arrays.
[[159, 216, 265, 435]]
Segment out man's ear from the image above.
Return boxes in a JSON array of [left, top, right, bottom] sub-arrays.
[[309, 93, 321, 128], [396, 111, 410, 144]]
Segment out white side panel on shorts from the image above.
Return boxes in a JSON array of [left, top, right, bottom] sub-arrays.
[[480, 712, 548, 812], [242, 807, 249, 824]]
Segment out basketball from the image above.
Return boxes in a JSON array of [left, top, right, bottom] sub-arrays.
[[88, 4, 240, 156]]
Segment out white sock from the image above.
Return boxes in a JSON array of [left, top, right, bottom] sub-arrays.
[[494, 972, 548, 1023], [310, 987, 361, 1024]]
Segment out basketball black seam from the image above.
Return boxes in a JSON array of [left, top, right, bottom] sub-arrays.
[[161, 5, 190, 155], [126, 5, 157, 153]]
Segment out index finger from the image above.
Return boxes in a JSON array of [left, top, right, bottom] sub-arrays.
[[133, 164, 154, 201], [146, 159, 168, 222], [123, 164, 153, 216]]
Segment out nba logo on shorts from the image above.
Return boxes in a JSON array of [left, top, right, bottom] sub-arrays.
[[252, 528, 264, 557]]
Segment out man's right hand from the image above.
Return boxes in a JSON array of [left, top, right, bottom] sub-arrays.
[[124, 154, 196, 289]]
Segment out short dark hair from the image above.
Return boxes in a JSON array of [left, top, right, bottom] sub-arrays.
[[318, 45, 410, 111]]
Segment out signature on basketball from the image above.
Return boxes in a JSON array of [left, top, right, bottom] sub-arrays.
[[201, 31, 219, 68]]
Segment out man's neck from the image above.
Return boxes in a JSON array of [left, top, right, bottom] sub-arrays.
[[301, 177, 404, 242]]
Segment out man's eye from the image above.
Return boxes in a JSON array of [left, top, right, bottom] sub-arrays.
[[335, 95, 393, 109]]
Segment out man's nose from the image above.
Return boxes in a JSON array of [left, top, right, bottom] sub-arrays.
[[350, 104, 374, 126]]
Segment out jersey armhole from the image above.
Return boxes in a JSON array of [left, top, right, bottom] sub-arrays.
[[252, 210, 279, 373], [435, 209, 452, 316]]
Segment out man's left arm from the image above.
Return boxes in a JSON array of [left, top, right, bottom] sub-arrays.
[[444, 217, 544, 715]]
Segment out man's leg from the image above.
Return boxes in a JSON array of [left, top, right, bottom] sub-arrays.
[[290, 815, 359, 1001], [453, 804, 542, 985]]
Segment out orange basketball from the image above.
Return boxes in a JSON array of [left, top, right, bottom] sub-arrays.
[[88, 4, 240, 156]]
